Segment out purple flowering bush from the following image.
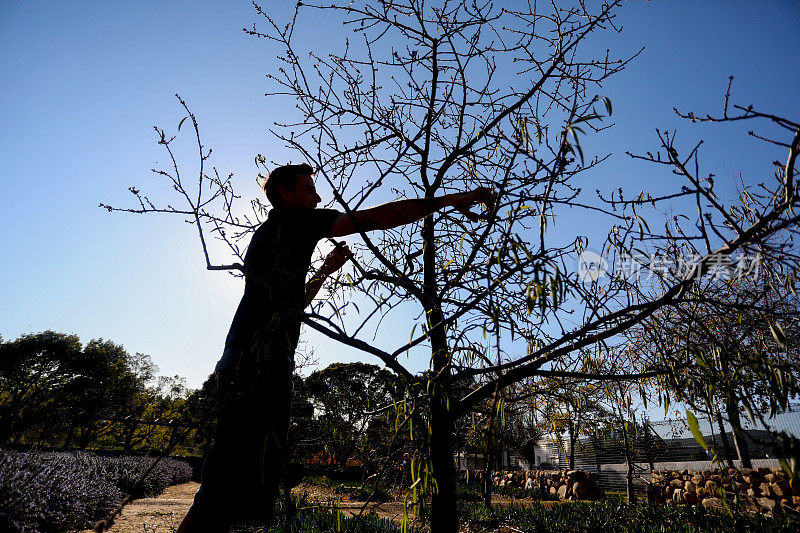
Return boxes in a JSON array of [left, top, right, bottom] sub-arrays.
[[0, 449, 121, 532], [0, 449, 192, 532], [104, 455, 193, 498]]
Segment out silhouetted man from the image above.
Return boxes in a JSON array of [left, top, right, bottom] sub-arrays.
[[179, 163, 493, 531]]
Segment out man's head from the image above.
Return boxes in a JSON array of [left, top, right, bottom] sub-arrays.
[[264, 163, 321, 208]]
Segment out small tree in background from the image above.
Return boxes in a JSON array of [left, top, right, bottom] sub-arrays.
[[527, 372, 608, 470], [630, 269, 800, 468], [304, 362, 402, 468], [0, 331, 83, 445]]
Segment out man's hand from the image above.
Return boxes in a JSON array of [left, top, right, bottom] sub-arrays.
[[305, 242, 352, 307], [450, 187, 496, 222], [320, 241, 352, 275]]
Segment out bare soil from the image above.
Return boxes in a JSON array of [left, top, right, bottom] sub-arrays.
[[88, 481, 562, 532], [81, 482, 198, 533]]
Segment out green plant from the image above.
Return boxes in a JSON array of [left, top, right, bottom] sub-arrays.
[[455, 500, 799, 532], [250, 493, 419, 532]]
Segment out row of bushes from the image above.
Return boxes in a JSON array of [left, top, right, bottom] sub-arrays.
[[0, 448, 192, 533]]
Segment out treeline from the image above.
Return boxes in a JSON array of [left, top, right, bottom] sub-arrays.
[[0, 330, 524, 477], [0, 331, 419, 466], [0, 331, 215, 455]]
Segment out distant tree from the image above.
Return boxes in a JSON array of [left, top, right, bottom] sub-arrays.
[[0, 331, 202, 454], [304, 362, 402, 467], [529, 373, 608, 470], [111, 352, 159, 453], [500, 397, 546, 470], [0, 331, 83, 444], [130, 375, 192, 452], [603, 380, 640, 503], [64, 339, 154, 449], [182, 373, 217, 457]]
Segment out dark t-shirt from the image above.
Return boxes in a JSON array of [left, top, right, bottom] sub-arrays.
[[222, 206, 341, 356]]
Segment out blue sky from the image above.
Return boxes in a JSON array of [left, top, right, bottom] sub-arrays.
[[1, 1, 798, 390]]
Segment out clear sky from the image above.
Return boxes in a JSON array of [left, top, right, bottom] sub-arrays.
[[1, 1, 798, 390]]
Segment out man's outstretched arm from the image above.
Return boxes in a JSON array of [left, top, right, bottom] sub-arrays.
[[329, 188, 494, 237]]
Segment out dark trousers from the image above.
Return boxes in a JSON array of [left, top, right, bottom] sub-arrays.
[[185, 349, 294, 528]]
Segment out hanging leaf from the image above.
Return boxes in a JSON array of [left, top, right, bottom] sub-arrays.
[[769, 320, 787, 350], [743, 402, 756, 425], [687, 410, 708, 451], [600, 96, 613, 116], [178, 116, 189, 131]]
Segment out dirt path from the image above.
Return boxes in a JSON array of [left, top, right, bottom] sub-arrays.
[[291, 481, 412, 524], [90, 481, 561, 532], [82, 482, 198, 533], [87, 482, 411, 532]]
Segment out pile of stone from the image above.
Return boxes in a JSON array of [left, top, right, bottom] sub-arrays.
[[649, 467, 800, 516], [470, 469, 605, 501]]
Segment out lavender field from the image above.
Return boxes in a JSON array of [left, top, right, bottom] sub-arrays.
[[0, 449, 192, 532]]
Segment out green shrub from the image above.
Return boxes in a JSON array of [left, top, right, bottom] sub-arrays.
[[352, 485, 391, 503], [456, 482, 482, 502]]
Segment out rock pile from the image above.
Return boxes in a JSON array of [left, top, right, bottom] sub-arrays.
[[649, 467, 800, 516], [469, 469, 605, 501]]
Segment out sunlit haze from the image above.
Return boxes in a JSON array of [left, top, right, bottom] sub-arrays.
[[1, 0, 798, 390]]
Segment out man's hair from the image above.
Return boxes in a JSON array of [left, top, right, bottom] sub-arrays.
[[264, 163, 314, 207]]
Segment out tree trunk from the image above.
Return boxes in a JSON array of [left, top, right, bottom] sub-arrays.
[[568, 419, 576, 470], [643, 422, 655, 472], [591, 433, 602, 478], [123, 423, 136, 454], [482, 386, 500, 509], [62, 419, 77, 448], [429, 359, 457, 532], [0, 411, 14, 445], [621, 420, 635, 503], [423, 213, 458, 533], [725, 396, 752, 469], [481, 425, 494, 509], [715, 410, 735, 468], [78, 424, 93, 450]]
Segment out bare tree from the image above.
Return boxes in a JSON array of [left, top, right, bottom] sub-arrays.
[[102, 1, 800, 529]]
